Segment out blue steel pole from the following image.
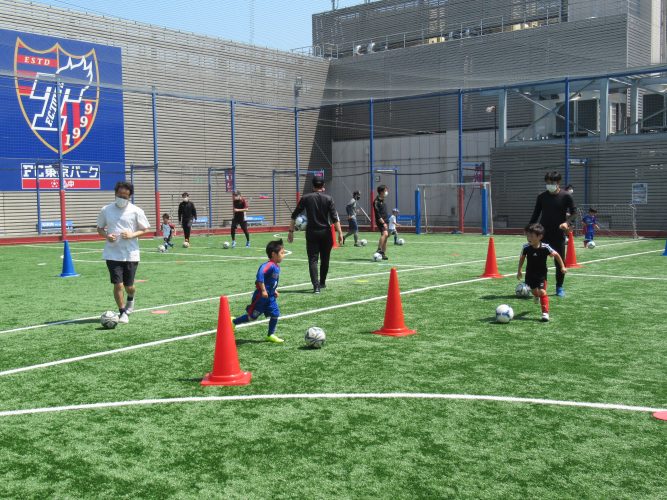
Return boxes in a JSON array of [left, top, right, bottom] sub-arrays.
[[415, 189, 421, 235], [394, 168, 398, 210], [481, 186, 489, 235], [55, 77, 67, 239], [152, 87, 161, 231], [36, 163, 42, 235], [230, 99, 237, 192], [207, 168, 213, 229], [457, 89, 464, 233], [272, 170, 277, 226], [564, 78, 571, 185], [294, 107, 300, 203], [130, 164, 135, 204], [369, 98, 375, 230]]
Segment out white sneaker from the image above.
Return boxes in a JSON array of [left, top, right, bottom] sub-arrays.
[[118, 312, 129, 324], [231, 241, 236, 248], [541, 312, 549, 322], [125, 299, 134, 314]]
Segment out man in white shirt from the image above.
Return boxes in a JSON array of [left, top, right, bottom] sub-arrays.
[[97, 181, 150, 324]]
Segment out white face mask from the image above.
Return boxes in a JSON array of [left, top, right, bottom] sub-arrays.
[[384, 191, 389, 197], [183, 197, 189, 202], [546, 184, 558, 193], [115, 197, 129, 208]]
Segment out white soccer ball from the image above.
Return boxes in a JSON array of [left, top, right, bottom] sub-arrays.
[[397, 238, 405, 246], [183, 241, 190, 248], [587, 241, 596, 249], [100, 310, 119, 329], [495, 304, 514, 324], [158, 245, 166, 253], [359, 239, 368, 247], [372, 252, 382, 262], [295, 215, 307, 231], [305, 326, 326, 348], [223, 241, 230, 249], [515, 282, 531, 298]]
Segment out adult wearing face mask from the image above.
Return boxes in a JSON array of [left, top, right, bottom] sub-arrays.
[[528, 171, 575, 297], [288, 176, 343, 294], [373, 185, 390, 260], [178, 192, 197, 246], [96, 181, 150, 324]]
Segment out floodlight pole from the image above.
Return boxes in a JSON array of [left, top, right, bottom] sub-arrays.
[[55, 77, 68, 240]]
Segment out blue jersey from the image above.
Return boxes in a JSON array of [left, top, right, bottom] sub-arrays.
[[582, 215, 597, 232], [255, 261, 280, 296], [246, 261, 281, 319]]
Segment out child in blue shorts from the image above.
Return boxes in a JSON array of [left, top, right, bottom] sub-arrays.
[[233, 239, 286, 343], [582, 208, 600, 248]]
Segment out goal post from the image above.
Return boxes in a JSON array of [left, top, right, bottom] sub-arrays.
[[575, 204, 637, 239], [415, 182, 493, 235]]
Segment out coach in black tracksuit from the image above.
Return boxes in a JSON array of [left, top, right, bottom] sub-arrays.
[[178, 192, 197, 244], [529, 171, 575, 297], [288, 177, 343, 294]]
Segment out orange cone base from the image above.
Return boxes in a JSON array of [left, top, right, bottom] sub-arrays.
[[568, 263, 583, 268], [480, 272, 504, 279], [372, 326, 416, 337], [201, 370, 252, 386], [653, 411, 667, 421]]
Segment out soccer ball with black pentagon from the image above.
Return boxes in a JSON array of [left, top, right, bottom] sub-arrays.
[[100, 310, 119, 329], [305, 326, 326, 348]]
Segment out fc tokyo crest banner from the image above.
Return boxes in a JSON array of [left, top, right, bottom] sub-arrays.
[[0, 29, 125, 191]]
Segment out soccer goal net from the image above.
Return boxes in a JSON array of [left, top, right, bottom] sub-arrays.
[[575, 204, 637, 239], [416, 182, 493, 234]]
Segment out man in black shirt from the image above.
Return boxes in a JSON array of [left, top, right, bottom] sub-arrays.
[[178, 192, 197, 245], [288, 176, 343, 293], [528, 171, 575, 297], [231, 190, 250, 248], [373, 185, 390, 260]]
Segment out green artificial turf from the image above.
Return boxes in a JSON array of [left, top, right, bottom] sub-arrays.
[[0, 233, 665, 498]]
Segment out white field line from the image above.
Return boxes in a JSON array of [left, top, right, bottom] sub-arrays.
[[0, 393, 664, 418], [0, 274, 498, 378], [0, 256, 515, 336], [569, 272, 667, 281]]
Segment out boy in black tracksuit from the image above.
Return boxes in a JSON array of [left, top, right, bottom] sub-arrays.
[[178, 192, 197, 244]]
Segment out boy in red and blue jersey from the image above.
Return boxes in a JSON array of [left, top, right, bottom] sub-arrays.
[[517, 223, 567, 322], [581, 208, 600, 248], [233, 239, 286, 343]]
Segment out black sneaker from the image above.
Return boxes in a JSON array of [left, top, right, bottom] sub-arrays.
[[313, 286, 321, 294], [320, 283, 326, 289], [381, 252, 388, 260]]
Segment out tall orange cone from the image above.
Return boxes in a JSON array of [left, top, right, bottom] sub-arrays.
[[201, 296, 252, 386], [331, 224, 339, 249], [372, 267, 416, 337], [564, 231, 582, 268], [480, 237, 503, 278]]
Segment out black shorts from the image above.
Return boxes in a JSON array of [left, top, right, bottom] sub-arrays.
[[106, 260, 139, 286], [525, 274, 547, 291], [377, 223, 388, 234]]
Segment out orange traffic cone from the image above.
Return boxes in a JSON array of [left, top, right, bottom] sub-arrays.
[[331, 224, 339, 249], [201, 296, 252, 386], [481, 237, 503, 278], [372, 268, 416, 337], [564, 231, 582, 268]]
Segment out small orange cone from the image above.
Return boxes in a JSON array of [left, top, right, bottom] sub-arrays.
[[564, 231, 582, 268], [372, 268, 416, 337], [201, 296, 252, 386], [331, 224, 339, 249], [481, 237, 503, 278]]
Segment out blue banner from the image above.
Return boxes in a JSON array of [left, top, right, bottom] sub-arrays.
[[0, 29, 125, 191]]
